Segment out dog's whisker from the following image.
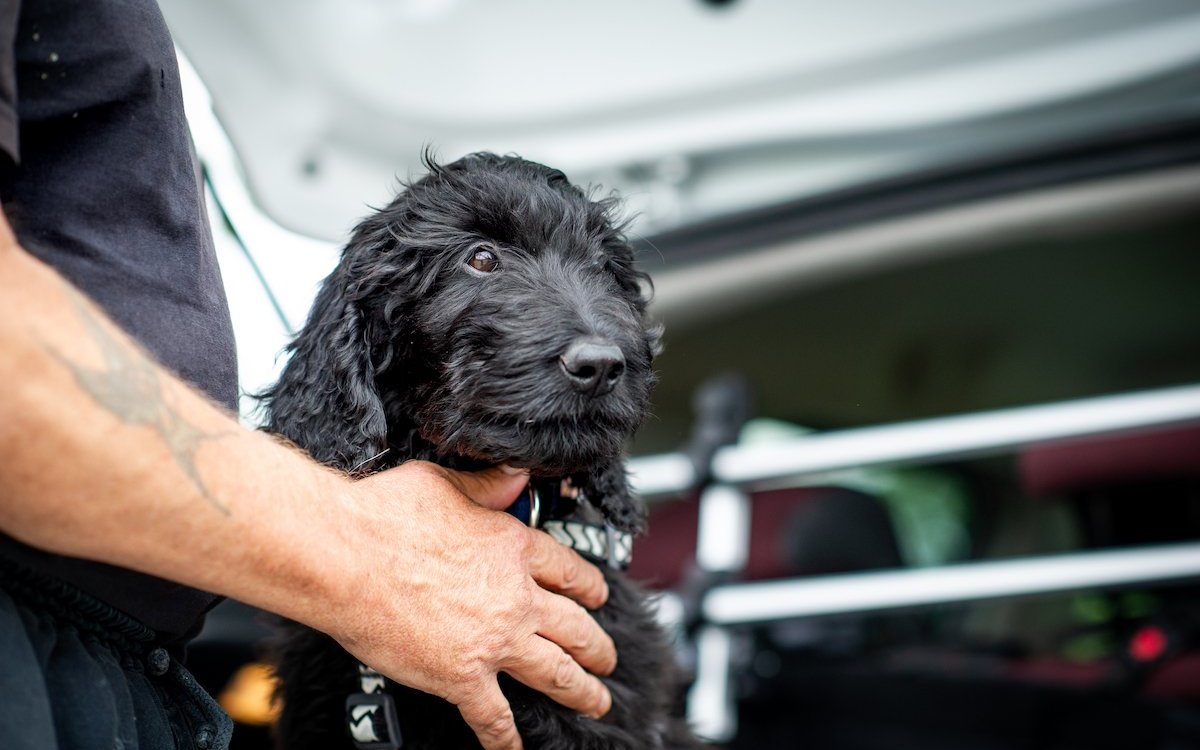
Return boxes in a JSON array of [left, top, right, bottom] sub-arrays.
[[349, 448, 390, 473], [628, 228, 666, 264]]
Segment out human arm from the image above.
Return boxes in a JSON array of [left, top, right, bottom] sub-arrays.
[[0, 212, 613, 750]]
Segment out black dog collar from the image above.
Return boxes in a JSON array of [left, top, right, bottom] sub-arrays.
[[505, 483, 633, 571], [543, 518, 633, 571]]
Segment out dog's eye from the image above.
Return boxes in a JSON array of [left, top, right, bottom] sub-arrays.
[[467, 248, 499, 273]]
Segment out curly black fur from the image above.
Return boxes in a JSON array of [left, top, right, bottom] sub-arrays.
[[261, 153, 700, 749]]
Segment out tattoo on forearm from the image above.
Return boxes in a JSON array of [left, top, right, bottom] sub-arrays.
[[47, 289, 234, 515]]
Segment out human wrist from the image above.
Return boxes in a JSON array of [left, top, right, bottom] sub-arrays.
[[278, 468, 354, 627], [270, 465, 384, 639]]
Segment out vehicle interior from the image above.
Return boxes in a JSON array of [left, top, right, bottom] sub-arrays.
[[625, 141, 1200, 747]]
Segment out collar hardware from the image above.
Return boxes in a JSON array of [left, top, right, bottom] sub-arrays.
[[507, 482, 633, 571]]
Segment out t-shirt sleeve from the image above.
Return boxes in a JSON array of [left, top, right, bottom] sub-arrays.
[[0, 0, 21, 166]]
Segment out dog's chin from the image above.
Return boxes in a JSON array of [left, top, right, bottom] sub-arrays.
[[425, 417, 629, 476]]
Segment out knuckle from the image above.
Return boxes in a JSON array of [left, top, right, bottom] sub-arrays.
[[552, 652, 578, 691], [558, 552, 579, 588], [479, 707, 515, 739], [468, 662, 494, 684], [570, 607, 595, 652], [405, 459, 441, 481], [449, 662, 486, 691], [484, 597, 533, 654], [509, 581, 536, 618], [506, 524, 535, 559], [477, 624, 515, 660]]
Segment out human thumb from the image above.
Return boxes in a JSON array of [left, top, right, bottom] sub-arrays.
[[442, 464, 530, 511]]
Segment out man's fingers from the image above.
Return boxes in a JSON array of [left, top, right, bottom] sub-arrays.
[[505, 635, 613, 719], [457, 681, 524, 750], [534, 589, 617, 676], [438, 463, 529, 511], [527, 529, 609, 609]]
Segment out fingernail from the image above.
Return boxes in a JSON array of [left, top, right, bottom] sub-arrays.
[[497, 463, 526, 476], [602, 643, 618, 677], [592, 687, 612, 719]]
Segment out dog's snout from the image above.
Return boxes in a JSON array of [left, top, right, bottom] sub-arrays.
[[560, 338, 625, 397]]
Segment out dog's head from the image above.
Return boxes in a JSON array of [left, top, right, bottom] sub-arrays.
[[265, 153, 660, 478]]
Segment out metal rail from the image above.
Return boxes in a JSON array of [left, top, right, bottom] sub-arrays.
[[703, 542, 1200, 625], [645, 383, 1200, 743], [629, 382, 1200, 497]]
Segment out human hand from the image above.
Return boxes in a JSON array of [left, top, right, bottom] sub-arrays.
[[318, 460, 615, 750]]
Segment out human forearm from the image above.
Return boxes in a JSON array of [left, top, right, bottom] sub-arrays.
[[0, 231, 356, 627], [0, 218, 617, 750]]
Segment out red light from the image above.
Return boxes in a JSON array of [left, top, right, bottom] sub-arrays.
[[1129, 626, 1168, 662]]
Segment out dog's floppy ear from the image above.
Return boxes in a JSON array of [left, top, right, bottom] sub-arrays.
[[263, 180, 437, 473], [262, 267, 389, 473]]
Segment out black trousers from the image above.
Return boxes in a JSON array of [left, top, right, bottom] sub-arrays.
[[0, 559, 232, 750]]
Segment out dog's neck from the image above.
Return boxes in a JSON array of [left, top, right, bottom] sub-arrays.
[[381, 423, 577, 479], [381, 421, 645, 535]]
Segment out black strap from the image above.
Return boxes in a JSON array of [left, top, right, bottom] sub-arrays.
[[346, 665, 402, 749]]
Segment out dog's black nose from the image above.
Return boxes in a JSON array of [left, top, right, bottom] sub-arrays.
[[560, 338, 625, 397]]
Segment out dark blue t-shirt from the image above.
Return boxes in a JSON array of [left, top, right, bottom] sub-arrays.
[[0, 0, 237, 640]]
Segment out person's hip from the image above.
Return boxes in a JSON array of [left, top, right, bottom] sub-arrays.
[[0, 555, 232, 750]]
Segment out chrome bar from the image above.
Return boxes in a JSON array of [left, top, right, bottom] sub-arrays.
[[627, 452, 695, 498], [703, 542, 1200, 625], [689, 483, 750, 742], [715, 383, 1200, 485], [628, 383, 1200, 497], [686, 626, 737, 742], [695, 485, 751, 573]]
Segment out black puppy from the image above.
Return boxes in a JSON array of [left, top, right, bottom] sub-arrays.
[[262, 153, 700, 749]]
